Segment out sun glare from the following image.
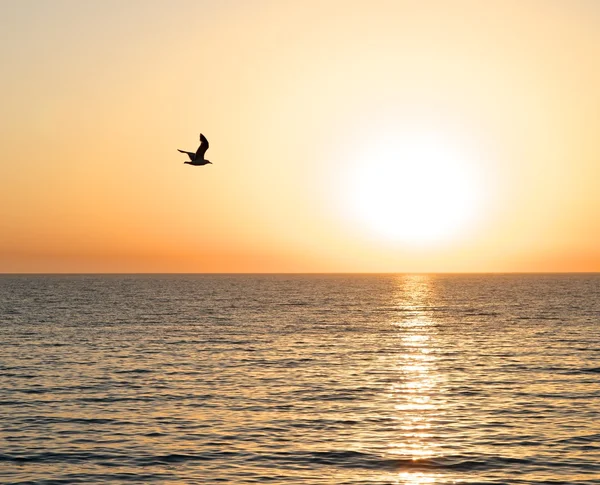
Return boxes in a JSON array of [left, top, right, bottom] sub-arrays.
[[343, 132, 483, 246]]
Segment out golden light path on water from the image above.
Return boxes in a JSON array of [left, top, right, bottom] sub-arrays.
[[383, 274, 445, 484]]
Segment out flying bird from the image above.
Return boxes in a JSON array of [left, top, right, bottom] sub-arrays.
[[178, 133, 212, 166]]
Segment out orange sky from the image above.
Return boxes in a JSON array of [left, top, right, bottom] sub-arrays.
[[1, 0, 599, 272]]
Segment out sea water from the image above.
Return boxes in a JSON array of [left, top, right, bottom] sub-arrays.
[[1, 274, 599, 484]]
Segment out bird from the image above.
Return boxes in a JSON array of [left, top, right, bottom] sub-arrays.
[[178, 133, 212, 166]]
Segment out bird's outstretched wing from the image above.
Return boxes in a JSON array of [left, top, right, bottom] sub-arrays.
[[178, 149, 195, 161], [196, 133, 209, 159]]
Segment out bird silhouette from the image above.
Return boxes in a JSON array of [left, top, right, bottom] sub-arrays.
[[178, 133, 212, 166]]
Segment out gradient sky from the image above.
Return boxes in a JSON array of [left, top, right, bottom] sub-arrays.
[[1, 0, 599, 272]]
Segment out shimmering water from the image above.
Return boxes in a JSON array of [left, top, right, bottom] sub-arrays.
[[1, 274, 599, 484]]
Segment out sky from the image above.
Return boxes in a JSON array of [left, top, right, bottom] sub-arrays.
[[1, 0, 599, 273]]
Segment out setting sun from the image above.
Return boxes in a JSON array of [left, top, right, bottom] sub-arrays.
[[342, 131, 484, 246]]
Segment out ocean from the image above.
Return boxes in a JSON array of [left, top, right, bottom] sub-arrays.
[[1, 274, 599, 484]]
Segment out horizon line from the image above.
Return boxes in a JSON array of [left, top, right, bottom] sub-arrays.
[[1, 271, 599, 276]]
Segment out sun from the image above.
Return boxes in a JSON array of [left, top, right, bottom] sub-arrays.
[[342, 131, 483, 246]]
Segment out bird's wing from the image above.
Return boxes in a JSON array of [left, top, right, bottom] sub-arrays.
[[178, 149, 195, 161], [196, 133, 209, 159]]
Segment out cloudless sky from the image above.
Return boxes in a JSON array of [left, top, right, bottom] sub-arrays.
[[1, 0, 599, 272]]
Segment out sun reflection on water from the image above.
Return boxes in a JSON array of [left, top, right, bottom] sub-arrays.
[[390, 472, 439, 485], [385, 274, 445, 483]]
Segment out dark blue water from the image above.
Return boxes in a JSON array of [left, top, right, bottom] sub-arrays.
[[1, 274, 599, 484]]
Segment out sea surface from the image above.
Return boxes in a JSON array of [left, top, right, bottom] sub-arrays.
[[1, 274, 599, 484]]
